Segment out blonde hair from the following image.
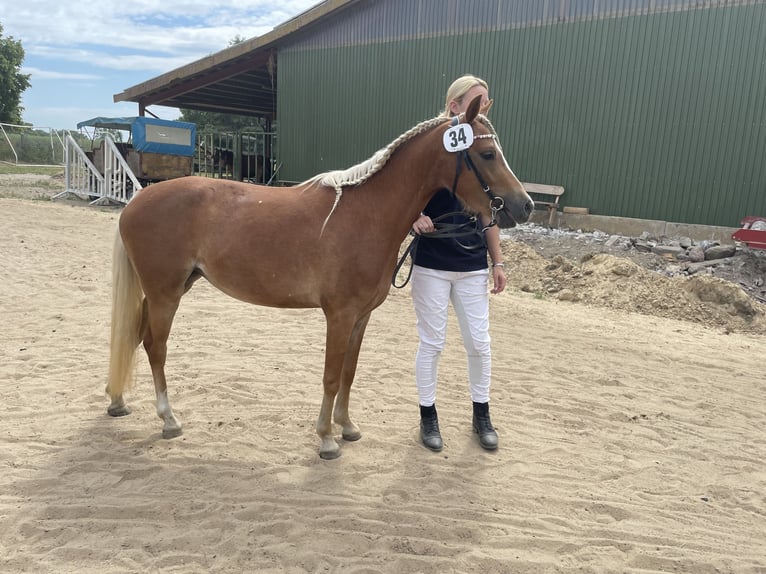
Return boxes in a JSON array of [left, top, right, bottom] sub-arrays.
[[442, 74, 489, 118]]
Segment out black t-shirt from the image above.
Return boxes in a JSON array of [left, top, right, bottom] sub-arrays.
[[413, 189, 488, 272]]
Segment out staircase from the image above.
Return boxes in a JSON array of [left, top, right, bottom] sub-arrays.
[[55, 135, 142, 205]]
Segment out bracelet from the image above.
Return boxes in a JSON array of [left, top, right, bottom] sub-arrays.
[[492, 263, 505, 268]]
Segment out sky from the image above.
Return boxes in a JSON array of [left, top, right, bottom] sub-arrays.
[[2, 0, 321, 130]]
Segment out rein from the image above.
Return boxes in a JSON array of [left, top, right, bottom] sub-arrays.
[[391, 211, 482, 289]]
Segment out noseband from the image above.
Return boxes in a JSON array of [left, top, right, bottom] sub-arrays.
[[452, 148, 504, 231]]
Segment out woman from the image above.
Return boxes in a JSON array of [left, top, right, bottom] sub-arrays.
[[411, 74, 504, 452]]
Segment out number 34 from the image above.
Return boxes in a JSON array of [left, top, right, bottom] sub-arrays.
[[442, 124, 474, 152]]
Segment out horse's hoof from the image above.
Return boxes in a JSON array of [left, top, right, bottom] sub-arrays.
[[162, 427, 183, 439], [342, 429, 362, 442], [107, 405, 131, 417], [319, 448, 341, 460], [319, 437, 341, 460]]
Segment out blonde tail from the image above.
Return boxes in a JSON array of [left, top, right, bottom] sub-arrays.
[[107, 232, 144, 398]]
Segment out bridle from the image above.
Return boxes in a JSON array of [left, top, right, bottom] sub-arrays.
[[392, 117, 506, 289], [452, 137, 505, 232]]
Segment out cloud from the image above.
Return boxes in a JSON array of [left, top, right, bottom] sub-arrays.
[[5, 1, 319, 57], [5, 0, 320, 128], [25, 45, 197, 73], [22, 67, 101, 81]]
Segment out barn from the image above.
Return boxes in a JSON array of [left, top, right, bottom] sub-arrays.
[[114, 0, 766, 228]]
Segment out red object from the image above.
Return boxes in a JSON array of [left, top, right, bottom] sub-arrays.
[[732, 217, 766, 250]]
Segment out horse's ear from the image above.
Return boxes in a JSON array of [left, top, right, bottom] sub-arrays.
[[464, 95, 482, 123]]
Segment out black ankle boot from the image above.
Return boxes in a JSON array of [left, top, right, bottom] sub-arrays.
[[420, 404, 443, 452], [472, 401, 498, 450]]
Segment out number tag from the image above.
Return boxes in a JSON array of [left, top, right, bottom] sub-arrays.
[[443, 124, 474, 152]]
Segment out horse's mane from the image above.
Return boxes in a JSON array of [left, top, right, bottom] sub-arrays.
[[306, 113, 500, 233]]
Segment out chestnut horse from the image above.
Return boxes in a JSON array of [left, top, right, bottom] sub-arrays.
[[107, 96, 534, 459]]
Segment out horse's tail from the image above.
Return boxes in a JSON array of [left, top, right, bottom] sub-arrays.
[[107, 232, 145, 398]]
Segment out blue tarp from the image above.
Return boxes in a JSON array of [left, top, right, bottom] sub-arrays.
[[77, 116, 196, 157]]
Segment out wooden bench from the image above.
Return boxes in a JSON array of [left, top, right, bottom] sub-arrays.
[[523, 183, 565, 227]]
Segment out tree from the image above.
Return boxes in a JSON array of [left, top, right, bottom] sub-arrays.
[[178, 108, 267, 134], [0, 23, 31, 125]]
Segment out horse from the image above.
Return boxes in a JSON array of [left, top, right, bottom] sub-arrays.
[[106, 96, 534, 459], [212, 148, 234, 177]]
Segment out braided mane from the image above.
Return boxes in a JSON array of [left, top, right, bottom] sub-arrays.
[[307, 114, 499, 232]]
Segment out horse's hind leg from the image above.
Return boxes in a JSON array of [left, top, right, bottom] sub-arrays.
[[107, 395, 131, 417], [333, 312, 371, 443], [107, 299, 149, 418], [143, 296, 183, 439]]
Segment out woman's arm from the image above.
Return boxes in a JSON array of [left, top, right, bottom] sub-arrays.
[[483, 218, 506, 295]]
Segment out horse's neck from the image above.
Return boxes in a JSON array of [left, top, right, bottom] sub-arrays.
[[368, 130, 452, 229]]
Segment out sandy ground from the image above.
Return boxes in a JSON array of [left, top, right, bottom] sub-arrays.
[[1, 194, 765, 573]]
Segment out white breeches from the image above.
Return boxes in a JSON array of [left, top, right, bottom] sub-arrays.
[[411, 265, 491, 406]]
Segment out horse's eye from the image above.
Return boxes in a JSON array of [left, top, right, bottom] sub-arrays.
[[480, 151, 495, 161]]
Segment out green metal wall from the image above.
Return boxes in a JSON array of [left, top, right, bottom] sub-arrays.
[[278, 3, 766, 227]]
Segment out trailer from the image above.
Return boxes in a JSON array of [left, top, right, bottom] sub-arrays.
[[732, 217, 766, 250], [77, 116, 196, 185]]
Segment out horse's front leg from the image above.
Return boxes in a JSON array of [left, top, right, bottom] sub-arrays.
[[316, 394, 338, 459], [317, 312, 365, 459], [332, 312, 371, 443]]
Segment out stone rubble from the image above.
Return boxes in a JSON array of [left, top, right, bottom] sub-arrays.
[[501, 222, 766, 303]]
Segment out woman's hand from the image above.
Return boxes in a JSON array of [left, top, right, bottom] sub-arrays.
[[412, 213, 434, 235], [490, 265, 506, 294]]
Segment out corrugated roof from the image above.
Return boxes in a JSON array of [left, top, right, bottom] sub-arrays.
[[115, 0, 757, 118], [112, 0, 360, 117]]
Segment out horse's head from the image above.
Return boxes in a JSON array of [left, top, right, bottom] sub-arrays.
[[447, 95, 534, 227]]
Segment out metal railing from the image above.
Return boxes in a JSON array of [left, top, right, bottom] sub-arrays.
[[57, 134, 142, 205], [56, 134, 103, 201], [99, 136, 142, 204], [0, 122, 67, 166], [196, 131, 278, 184]]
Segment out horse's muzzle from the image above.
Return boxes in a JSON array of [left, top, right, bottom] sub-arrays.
[[497, 198, 534, 228]]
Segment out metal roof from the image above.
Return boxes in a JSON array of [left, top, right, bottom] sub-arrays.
[[116, 0, 766, 119], [112, 0, 359, 117]]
